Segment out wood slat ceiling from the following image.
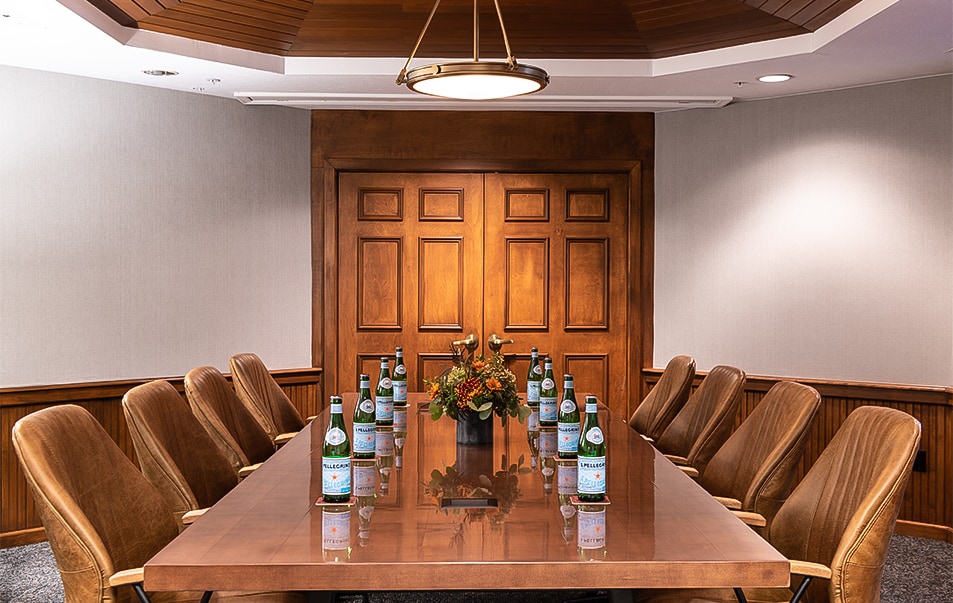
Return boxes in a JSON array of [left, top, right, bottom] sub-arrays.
[[82, 0, 863, 58]]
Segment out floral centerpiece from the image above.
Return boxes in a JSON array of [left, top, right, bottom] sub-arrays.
[[427, 349, 531, 425]]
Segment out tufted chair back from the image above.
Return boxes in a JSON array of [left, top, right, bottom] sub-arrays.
[[185, 366, 276, 473], [12, 405, 181, 603], [656, 365, 745, 475], [768, 405, 921, 603], [699, 380, 821, 527], [123, 380, 239, 521], [229, 353, 305, 442], [629, 355, 695, 441]]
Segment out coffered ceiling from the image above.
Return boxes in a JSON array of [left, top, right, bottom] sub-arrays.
[[0, 0, 950, 111]]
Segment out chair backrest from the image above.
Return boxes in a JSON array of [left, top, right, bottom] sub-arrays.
[[185, 365, 276, 472], [123, 380, 239, 519], [768, 406, 921, 603], [699, 380, 821, 526], [656, 364, 745, 474], [12, 405, 181, 603], [229, 352, 306, 440], [629, 355, 695, 441]]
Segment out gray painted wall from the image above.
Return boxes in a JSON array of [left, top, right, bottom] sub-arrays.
[[656, 75, 953, 386], [0, 66, 312, 386]]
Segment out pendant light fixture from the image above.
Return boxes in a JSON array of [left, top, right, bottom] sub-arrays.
[[396, 0, 549, 100]]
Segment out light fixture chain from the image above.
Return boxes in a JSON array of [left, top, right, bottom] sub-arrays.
[[396, 0, 444, 84], [492, 0, 516, 67]]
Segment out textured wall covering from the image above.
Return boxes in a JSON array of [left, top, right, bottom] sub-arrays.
[[655, 75, 953, 386], [0, 66, 312, 386]]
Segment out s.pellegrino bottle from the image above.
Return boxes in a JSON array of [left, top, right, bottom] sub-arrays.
[[322, 395, 352, 503], [576, 395, 606, 502], [539, 357, 558, 427], [526, 347, 542, 407], [392, 346, 407, 407], [352, 374, 376, 459], [375, 357, 394, 426], [557, 374, 580, 458]]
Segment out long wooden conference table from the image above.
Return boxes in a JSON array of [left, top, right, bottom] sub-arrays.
[[145, 394, 789, 595]]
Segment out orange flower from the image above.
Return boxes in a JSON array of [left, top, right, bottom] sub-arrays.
[[471, 360, 485, 371], [485, 378, 502, 391], [429, 382, 440, 399]]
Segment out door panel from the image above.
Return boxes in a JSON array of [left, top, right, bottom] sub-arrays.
[[338, 171, 630, 415]]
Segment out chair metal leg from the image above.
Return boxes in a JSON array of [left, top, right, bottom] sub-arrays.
[[201, 591, 214, 603], [131, 583, 152, 603], [789, 576, 813, 603], [733, 588, 748, 603]]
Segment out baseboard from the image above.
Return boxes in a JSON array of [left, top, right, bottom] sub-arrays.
[[0, 527, 46, 548], [896, 520, 953, 543]]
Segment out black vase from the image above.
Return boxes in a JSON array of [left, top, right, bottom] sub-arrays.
[[456, 413, 494, 446]]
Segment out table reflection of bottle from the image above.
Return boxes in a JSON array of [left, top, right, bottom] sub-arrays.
[[577, 505, 607, 561], [526, 407, 540, 469], [539, 428, 557, 495], [376, 427, 395, 496], [393, 409, 407, 470], [322, 507, 351, 563], [353, 461, 377, 547], [557, 462, 578, 543]]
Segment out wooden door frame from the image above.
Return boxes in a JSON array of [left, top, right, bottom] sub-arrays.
[[311, 111, 656, 419]]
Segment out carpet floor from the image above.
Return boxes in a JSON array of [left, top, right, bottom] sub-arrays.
[[2, 534, 951, 603]]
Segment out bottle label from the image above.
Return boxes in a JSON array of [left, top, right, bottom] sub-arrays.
[[564, 381, 573, 390], [558, 422, 580, 454], [577, 508, 607, 549], [330, 402, 343, 414], [353, 463, 377, 497], [379, 377, 392, 389], [526, 381, 540, 404], [585, 427, 605, 445], [376, 396, 394, 422], [586, 401, 599, 413], [359, 399, 374, 413], [394, 364, 406, 375], [322, 456, 351, 496], [533, 365, 543, 375], [393, 409, 407, 431], [322, 509, 351, 551], [539, 397, 558, 422], [375, 430, 395, 456], [560, 399, 576, 413], [392, 381, 407, 404], [577, 456, 606, 495], [541, 377, 555, 390], [527, 408, 540, 432], [326, 427, 347, 446], [353, 423, 376, 454], [539, 429, 557, 457], [558, 463, 578, 495]]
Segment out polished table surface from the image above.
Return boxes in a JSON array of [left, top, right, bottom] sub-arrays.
[[145, 394, 789, 592]]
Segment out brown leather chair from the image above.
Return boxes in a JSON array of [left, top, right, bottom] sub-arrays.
[[695, 380, 821, 528], [655, 365, 745, 475], [629, 355, 696, 441], [12, 404, 306, 603], [229, 353, 306, 445], [633, 405, 921, 603], [185, 365, 276, 475], [123, 380, 239, 522]]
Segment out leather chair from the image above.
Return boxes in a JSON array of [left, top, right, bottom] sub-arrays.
[[694, 380, 821, 529], [185, 365, 276, 475], [633, 405, 922, 603], [655, 365, 745, 476], [629, 355, 696, 441], [123, 380, 239, 522], [12, 404, 306, 603], [229, 353, 306, 445]]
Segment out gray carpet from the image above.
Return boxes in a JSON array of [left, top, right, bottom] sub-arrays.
[[2, 534, 952, 602]]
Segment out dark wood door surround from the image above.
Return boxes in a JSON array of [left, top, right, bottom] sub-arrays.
[[313, 111, 656, 419]]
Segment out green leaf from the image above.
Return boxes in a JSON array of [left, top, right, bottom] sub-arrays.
[[431, 469, 444, 480], [476, 401, 493, 413], [478, 408, 492, 420], [429, 402, 444, 420]]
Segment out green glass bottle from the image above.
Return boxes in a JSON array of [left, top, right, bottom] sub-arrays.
[[526, 347, 542, 407], [322, 395, 352, 503], [557, 374, 580, 459], [375, 357, 394, 426], [539, 357, 558, 426], [576, 395, 606, 502], [392, 346, 407, 407], [352, 374, 376, 459]]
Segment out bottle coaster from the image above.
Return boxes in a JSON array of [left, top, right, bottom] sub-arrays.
[[569, 495, 611, 506], [315, 496, 356, 507]]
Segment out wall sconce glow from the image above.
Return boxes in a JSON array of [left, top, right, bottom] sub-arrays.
[[758, 74, 793, 83]]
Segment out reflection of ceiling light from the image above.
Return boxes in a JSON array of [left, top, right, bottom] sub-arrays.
[[396, 0, 548, 100], [142, 69, 178, 76], [758, 74, 793, 83]]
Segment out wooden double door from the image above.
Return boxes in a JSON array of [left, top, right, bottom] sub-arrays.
[[335, 171, 632, 415]]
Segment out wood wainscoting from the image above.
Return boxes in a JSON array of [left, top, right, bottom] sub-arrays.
[[0, 368, 322, 548], [645, 369, 953, 543]]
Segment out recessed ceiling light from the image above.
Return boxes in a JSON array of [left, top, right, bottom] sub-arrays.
[[757, 74, 793, 83], [142, 69, 178, 76]]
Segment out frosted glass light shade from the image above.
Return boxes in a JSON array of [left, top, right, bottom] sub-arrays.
[[405, 62, 549, 100]]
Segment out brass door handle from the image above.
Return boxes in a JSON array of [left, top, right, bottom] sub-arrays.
[[452, 333, 480, 352], [487, 334, 514, 352]]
